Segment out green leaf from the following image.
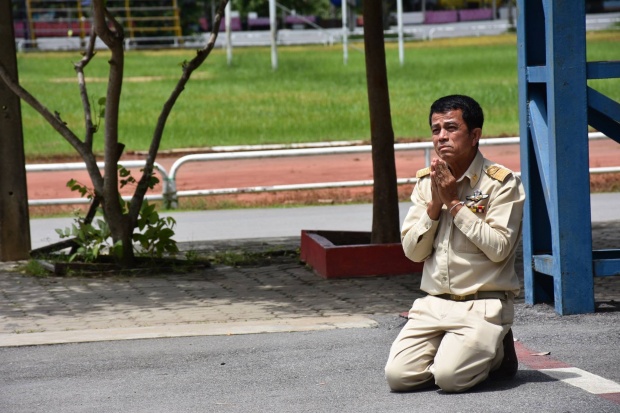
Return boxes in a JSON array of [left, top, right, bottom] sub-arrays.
[[159, 228, 174, 239], [118, 166, 131, 177]]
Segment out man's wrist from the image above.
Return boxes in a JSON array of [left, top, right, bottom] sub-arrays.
[[427, 201, 442, 220], [449, 201, 465, 215]]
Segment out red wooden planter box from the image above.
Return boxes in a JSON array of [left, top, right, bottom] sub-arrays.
[[300, 230, 423, 279]]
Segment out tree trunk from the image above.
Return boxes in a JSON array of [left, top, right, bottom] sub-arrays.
[[363, 0, 401, 244], [93, 1, 136, 266], [0, 3, 31, 261]]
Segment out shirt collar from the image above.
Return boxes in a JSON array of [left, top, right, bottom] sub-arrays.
[[456, 150, 484, 188]]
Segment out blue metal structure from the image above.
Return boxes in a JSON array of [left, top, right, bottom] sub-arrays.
[[517, 0, 620, 314]]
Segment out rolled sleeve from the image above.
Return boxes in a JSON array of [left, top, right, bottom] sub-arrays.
[[401, 178, 439, 262], [402, 211, 439, 262]]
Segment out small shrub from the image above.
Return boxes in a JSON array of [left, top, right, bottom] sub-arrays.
[[57, 166, 179, 262], [19, 260, 50, 277]]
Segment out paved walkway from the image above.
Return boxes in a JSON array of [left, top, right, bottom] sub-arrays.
[[0, 236, 420, 346], [1, 220, 619, 347]]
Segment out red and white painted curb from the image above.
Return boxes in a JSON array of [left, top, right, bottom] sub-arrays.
[[515, 341, 620, 405]]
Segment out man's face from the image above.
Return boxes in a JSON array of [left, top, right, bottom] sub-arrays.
[[430, 109, 480, 166]]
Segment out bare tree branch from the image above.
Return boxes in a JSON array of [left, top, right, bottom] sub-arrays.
[[73, 28, 98, 149], [0, 64, 80, 149], [0, 61, 104, 194], [105, 8, 125, 40], [92, 0, 123, 47], [129, 0, 229, 219]]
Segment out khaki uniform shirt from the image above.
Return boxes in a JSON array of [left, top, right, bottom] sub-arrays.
[[401, 150, 525, 296]]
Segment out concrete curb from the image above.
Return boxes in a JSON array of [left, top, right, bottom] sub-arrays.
[[0, 315, 378, 347]]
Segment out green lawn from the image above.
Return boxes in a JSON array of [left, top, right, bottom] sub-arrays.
[[15, 31, 620, 160]]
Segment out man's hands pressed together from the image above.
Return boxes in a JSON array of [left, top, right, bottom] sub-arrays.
[[428, 158, 462, 220]]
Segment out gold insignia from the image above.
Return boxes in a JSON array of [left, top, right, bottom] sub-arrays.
[[416, 167, 431, 178], [485, 165, 512, 182]]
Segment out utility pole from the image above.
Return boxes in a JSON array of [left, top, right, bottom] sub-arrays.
[[0, 0, 31, 261]]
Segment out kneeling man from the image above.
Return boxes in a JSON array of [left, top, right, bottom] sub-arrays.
[[385, 95, 525, 393]]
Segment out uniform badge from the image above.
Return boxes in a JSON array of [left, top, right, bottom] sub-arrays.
[[466, 190, 489, 203], [465, 190, 488, 213]]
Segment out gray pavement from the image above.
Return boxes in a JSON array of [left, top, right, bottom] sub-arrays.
[[2, 200, 620, 411], [1, 311, 619, 413], [28, 192, 620, 249]]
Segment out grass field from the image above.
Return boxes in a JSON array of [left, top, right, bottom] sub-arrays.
[[15, 31, 620, 160]]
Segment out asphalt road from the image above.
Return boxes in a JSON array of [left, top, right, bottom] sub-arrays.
[[2, 310, 619, 412]]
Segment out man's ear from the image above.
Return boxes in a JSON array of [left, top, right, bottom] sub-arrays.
[[471, 128, 482, 146]]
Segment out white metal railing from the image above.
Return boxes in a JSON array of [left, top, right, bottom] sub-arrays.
[[25, 133, 617, 209], [26, 160, 169, 206]]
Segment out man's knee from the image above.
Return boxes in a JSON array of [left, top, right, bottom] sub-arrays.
[[433, 363, 487, 393], [433, 369, 464, 393], [384, 360, 431, 392], [385, 362, 410, 391]]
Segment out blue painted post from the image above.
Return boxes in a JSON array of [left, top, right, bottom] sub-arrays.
[[518, 0, 595, 314], [517, 0, 554, 306], [546, 0, 594, 314]]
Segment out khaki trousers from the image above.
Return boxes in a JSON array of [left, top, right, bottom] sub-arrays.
[[384, 294, 514, 393]]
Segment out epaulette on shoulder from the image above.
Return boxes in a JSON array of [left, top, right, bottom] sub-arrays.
[[485, 164, 512, 183], [416, 167, 431, 179]]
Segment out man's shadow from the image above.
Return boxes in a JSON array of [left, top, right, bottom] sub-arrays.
[[451, 369, 560, 394]]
